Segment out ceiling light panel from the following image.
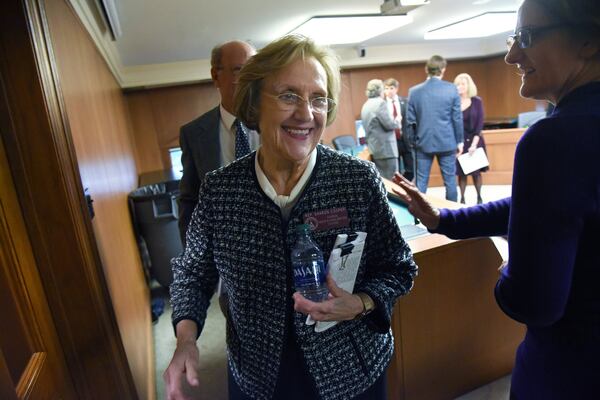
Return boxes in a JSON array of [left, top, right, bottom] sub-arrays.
[[291, 15, 413, 45], [425, 11, 516, 40]]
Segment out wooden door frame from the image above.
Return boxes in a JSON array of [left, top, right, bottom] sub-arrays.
[[0, 0, 137, 397], [0, 348, 18, 400]]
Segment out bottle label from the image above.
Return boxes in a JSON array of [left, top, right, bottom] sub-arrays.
[[293, 260, 326, 288]]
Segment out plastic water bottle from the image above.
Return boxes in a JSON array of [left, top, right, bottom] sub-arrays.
[[291, 224, 328, 302]]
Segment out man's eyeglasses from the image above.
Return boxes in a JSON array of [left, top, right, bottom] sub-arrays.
[[506, 24, 566, 50], [214, 66, 243, 75], [266, 91, 336, 114]]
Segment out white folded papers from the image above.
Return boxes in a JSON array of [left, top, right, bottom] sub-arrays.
[[457, 147, 489, 175], [306, 232, 367, 333]]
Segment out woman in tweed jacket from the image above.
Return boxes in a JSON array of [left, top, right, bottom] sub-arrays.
[[164, 34, 418, 400]]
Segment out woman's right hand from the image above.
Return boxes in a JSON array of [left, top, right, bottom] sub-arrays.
[[391, 173, 441, 230], [163, 321, 201, 400]]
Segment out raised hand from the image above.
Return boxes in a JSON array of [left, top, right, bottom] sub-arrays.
[[391, 173, 441, 230]]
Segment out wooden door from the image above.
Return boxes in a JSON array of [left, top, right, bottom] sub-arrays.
[[0, 0, 139, 398], [0, 136, 75, 398]]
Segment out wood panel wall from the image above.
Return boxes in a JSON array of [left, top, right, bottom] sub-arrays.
[[43, 0, 153, 398], [126, 55, 543, 174], [126, 83, 220, 173]]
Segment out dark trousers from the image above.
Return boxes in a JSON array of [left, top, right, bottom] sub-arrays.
[[415, 150, 458, 201], [397, 138, 414, 181], [228, 300, 388, 400], [227, 357, 388, 400]]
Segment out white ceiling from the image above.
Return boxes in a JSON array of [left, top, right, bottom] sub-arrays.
[[72, 0, 521, 88]]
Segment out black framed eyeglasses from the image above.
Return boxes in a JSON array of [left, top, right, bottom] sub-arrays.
[[266, 91, 336, 114], [506, 24, 566, 50]]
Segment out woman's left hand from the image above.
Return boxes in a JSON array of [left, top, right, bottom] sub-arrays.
[[292, 274, 364, 321]]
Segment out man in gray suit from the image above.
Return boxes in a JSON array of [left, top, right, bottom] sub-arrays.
[[178, 40, 257, 244], [361, 79, 401, 179], [406, 55, 463, 201]]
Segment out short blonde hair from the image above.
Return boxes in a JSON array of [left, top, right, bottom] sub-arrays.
[[365, 79, 384, 98], [234, 34, 341, 130], [454, 73, 478, 98]]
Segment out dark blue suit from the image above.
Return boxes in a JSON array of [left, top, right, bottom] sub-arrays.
[[178, 106, 222, 244], [407, 77, 463, 201]]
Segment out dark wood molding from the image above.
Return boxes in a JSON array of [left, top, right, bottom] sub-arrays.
[[0, 348, 18, 400], [0, 0, 137, 397]]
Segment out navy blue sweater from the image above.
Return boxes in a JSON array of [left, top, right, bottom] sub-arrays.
[[435, 82, 600, 399]]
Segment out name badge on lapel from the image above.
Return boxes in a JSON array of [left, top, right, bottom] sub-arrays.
[[303, 207, 349, 231]]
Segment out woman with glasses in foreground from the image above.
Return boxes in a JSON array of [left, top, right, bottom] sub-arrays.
[[164, 34, 417, 400], [393, 0, 600, 398]]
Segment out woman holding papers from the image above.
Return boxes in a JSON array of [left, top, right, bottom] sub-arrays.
[[454, 73, 487, 204], [393, 0, 600, 398], [164, 34, 417, 400]]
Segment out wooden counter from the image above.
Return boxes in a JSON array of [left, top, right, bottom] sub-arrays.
[[383, 180, 525, 400], [359, 128, 525, 187]]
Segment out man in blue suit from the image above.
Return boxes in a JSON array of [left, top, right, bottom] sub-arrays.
[[178, 41, 257, 244], [406, 55, 463, 201]]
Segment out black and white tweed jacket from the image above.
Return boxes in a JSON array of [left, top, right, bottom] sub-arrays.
[[171, 145, 418, 400]]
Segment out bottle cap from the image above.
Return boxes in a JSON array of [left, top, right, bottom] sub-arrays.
[[296, 223, 311, 233]]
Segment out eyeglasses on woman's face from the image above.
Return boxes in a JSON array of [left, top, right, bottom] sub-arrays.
[[506, 24, 567, 50], [265, 91, 335, 115]]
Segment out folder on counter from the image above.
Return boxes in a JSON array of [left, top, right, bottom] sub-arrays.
[[306, 232, 367, 333]]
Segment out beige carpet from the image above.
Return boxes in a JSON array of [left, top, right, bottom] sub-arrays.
[[425, 183, 511, 205], [154, 294, 227, 400]]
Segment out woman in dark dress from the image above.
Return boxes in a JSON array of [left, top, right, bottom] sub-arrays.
[[454, 73, 487, 204]]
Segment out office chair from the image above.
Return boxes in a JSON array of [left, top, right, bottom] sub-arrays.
[[128, 184, 182, 287], [517, 111, 546, 128], [332, 135, 356, 151]]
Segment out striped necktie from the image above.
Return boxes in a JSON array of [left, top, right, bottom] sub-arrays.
[[234, 119, 251, 159]]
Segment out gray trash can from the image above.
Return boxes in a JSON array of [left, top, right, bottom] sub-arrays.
[[128, 183, 182, 288]]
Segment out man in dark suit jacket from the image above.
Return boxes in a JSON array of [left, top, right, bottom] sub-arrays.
[[384, 78, 413, 181], [178, 40, 257, 244], [407, 55, 463, 201]]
